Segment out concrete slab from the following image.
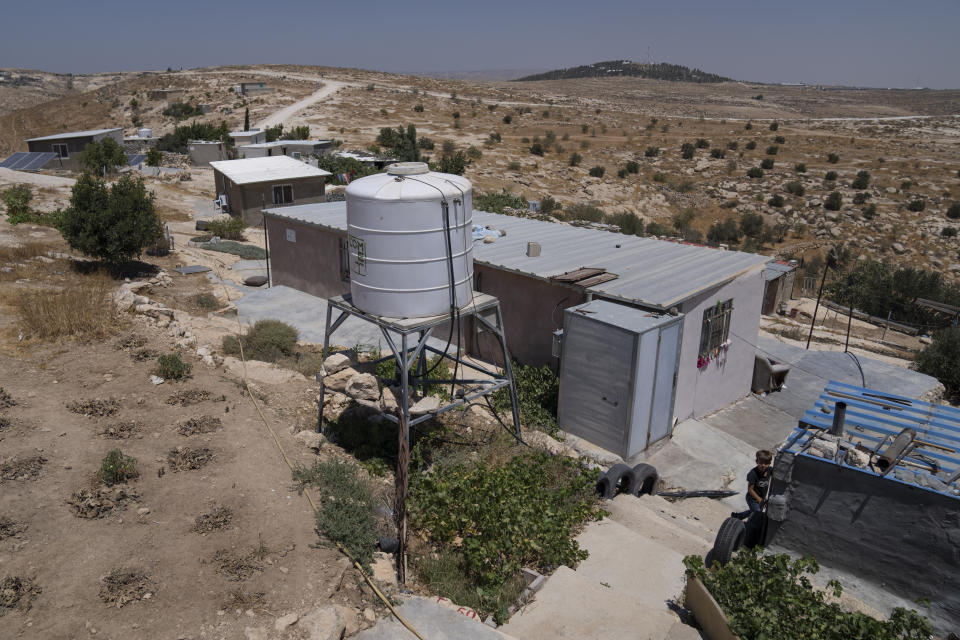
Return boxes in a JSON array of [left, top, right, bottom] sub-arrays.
[[231, 284, 453, 352], [231, 259, 268, 273], [354, 597, 513, 640], [502, 566, 679, 640], [574, 519, 687, 609], [603, 497, 713, 557], [700, 395, 797, 450]]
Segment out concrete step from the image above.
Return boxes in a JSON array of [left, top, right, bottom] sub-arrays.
[[573, 518, 688, 611], [354, 596, 518, 640], [604, 495, 713, 557], [501, 566, 680, 640], [635, 494, 732, 538]]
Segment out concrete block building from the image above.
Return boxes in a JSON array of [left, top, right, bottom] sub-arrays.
[[239, 140, 332, 160], [230, 129, 266, 147], [25, 128, 123, 170], [187, 140, 226, 166], [210, 156, 331, 225], [261, 201, 769, 424]]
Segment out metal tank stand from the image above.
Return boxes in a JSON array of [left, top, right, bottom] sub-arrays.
[[315, 291, 521, 443]]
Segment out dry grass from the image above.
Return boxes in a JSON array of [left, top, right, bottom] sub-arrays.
[[8, 277, 117, 342], [0, 242, 50, 263]]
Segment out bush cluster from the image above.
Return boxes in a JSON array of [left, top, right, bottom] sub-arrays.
[[155, 351, 192, 380], [222, 319, 298, 363], [99, 449, 139, 485]]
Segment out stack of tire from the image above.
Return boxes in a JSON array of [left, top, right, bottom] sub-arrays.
[[595, 463, 659, 499]]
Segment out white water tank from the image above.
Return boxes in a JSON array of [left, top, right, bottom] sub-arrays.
[[345, 162, 473, 318]]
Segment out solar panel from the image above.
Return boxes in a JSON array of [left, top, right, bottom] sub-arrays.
[[127, 154, 146, 166], [0, 152, 28, 168], [20, 152, 56, 171]]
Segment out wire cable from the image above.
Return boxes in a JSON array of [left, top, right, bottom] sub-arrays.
[[211, 262, 427, 640]]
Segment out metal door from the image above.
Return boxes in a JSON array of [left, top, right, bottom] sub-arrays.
[[558, 315, 634, 455], [647, 320, 682, 447]]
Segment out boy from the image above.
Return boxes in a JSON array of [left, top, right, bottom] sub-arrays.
[[734, 449, 773, 519]]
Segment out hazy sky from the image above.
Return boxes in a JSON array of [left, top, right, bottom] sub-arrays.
[[3, 0, 958, 88]]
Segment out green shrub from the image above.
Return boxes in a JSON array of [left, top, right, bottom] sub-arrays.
[[773, 135, 785, 144], [747, 167, 764, 179], [947, 203, 960, 219], [825, 171, 838, 181], [99, 449, 138, 485], [852, 170, 870, 190], [740, 212, 765, 238], [785, 181, 805, 196], [625, 161, 640, 173], [222, 319, 298, 363], [653, 172, 667, 183], [474, 190, 526, 214], [530, 143, 544, 156], [907, 199, 926, 212], [765, 145, 779, 155], [491, 362, 560, 433], [1, 185, 33, 224], [760, 158, 774, 170], [413, 104, 424, 113], [293, 459, 377, 570], [769, 121, 779, 131], [863, 204, 878, 219], [617, 168, 628, 178], [917, 328, 960, 397], [684, 550, 931, 640], [695, 138, 710, 149], [727, 141, 738, 150], [502, 114, 512, 124], [824, 192, 843, 211], [708, 219, 742, 244], [61, 174, 160, 265], [744, 121, 753, 130], [605, 211, 644, 236], [588, 165, 605, 178], [192, 240, 265, 259], [540, 195, 560, 214], [644, 146, 659, 157], [411, 452, 601, 621], [145, 148, 162, 167], [710, 148, 726, 159], [827, 152, 839, 163], [206, 216, 246, 240], [155, 351, 192, 380], [507, 161, 521, 171], [768, 194, 785, 207], [941, 227, 957, 238], [467, 146, 482, 160], [680, 142, 695, 159], [162, 102, 203, 120], [417, 137, 435, 150], [853, 192, 870, 205], [745, 141, 757, 150], [795, 163, 807, 173], [568, 152, 583, 167], [78, 138, 128, 175]]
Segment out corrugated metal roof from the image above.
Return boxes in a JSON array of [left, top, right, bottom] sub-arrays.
[[26, 128, 122, 142], [764, 259, 796, 281], [210, 156, 331, 184], [240, 140, 331, 148], [263, 202, 768, 309], [786, 381, 960, 499]]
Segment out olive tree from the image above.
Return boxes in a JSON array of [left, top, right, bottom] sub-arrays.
[[60, 174, 160, 265]]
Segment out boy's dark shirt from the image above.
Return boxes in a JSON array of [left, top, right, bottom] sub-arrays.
[[746, 465, 770, 501]]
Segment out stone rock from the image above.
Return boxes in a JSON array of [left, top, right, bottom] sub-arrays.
[[125, 281, 152, 293], [345, 373, 379, 402], [363, 608, 376, 623], [299, 605, 346, 640], [380, 386, 399, 413], [892, 242, 907, 254], [113, 288, 135, 312], [325, 367, 359, 392], [150, 375, 165, 385], [137, 507, 150, 515], [294, 430, 325, 451], [829, 226, 843, 238], [371, 552, 397, 587], [243, 627, 268, 640], [323, 353, 353, 375], [323, 392, 352, 422], [275, 612, 299, 631], [410, 395, 441, 416], [808, 437, 838, 459], [133, 295, 151, 305], [844, 448, 870, 468], [523, 430, 578, 458], [332, 605, 360, 636]]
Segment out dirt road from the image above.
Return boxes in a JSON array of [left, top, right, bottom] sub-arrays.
[[256, 80, 351, 129]]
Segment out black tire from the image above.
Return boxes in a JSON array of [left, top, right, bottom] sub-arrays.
[[744, 510, 766, 548], [607, 464, 637, 498], [596, 472, 615, 499], [378, 536, 399, 553], [712, 517, 746, 566], [629, 463, 659, 496]]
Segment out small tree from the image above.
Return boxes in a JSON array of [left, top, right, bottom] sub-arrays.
[[243, 107, 250, 131], [145, 148, 162, 167], [768, 194, 785, 207], [695, 138, 710, 149], [947, 203, 960, 219], [827, 153, 839, 164], [60, 174, 160, 266], [761, 158, 775, 170], [824, 191, 843, 211], [852, 170, 870, 190], [568, 153, 582, 167], [747, 167, 764, 179], [530, 143, 544, 156], [916, 328, 960, 397], [644, 146, 659, 158], [680, 142, 695, 159], [769, 121, 779, 131], [78, 138, 128, 175], [907, 199, 926, 212], [710, 148, 726, 159], [795, 163, 807, 173], [825, 171, 838, 181], [740, 212, 765, 238], [785, 181, 805, 196], [588, 166, 605, 178], [745, 141, 757, 150]]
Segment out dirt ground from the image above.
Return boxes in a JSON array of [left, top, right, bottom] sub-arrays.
[[0, 217, 393, 638]]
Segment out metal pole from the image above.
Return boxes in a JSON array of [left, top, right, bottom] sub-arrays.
[[395, 411, 409, 585], [806, 265, 829, 350], [494, 303, 522, 440], [844, 299, 854, 353], [263, 212, 271, 287]]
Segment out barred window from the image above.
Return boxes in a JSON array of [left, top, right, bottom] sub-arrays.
[[699, 299, 733, 358]]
